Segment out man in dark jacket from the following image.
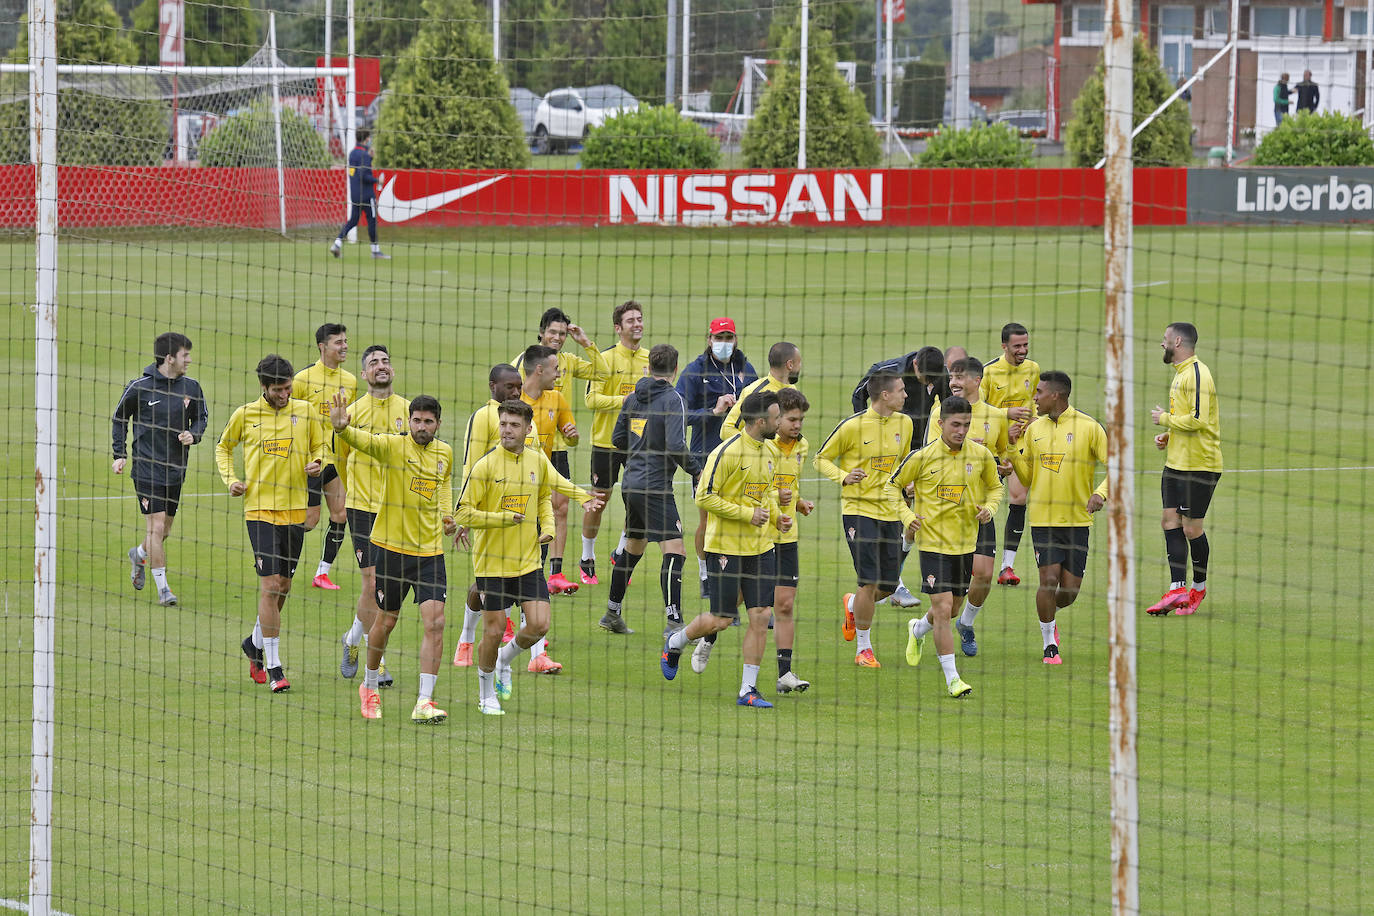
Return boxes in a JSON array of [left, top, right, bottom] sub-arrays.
[[329, 130, 389, 260], [600, 344, 703, 636], [675, 316, 757, 597], [112, 332, 209, 606], [850, 345, 950, 443], [1295, 70, 1319, 113]]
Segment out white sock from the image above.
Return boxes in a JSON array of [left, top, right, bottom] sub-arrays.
[[667, 628, 691, 652], [938, 653, 959, 684], [331, 237, 341, 249], [911, 615, 933, 639], [1040, 621, 1057, 649], [615, 531, 629, 554], [134, 544, 147, 561], [316, 560, 331, 577], [460, 607, 480, 643], [740, 663, 760, 696], [497, 640, 524, 667], [531, 637, 547, 658], [1170, 580, 1186, 591], [698, 557, 707, 578], [364, 667, 379, 689], [1192, 579, 1206, 591], [1002, 549, 1017, 569], [856, 628, 872, 652], [959, 602, 982, 628], [263, 636, 281, 669], [370, 243, 381, 253], [252, 618, 263, 649], [477, 669, 495, 702], [151, 568, 169, 591], [345, 616, 365, 646], [581, 536, 596, 562], [418, 673, 436, 702]]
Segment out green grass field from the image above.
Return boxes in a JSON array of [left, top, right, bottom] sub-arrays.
[[2, 224, 1371, 913]]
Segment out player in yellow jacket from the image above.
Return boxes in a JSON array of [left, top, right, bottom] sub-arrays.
[[216, 354, 328, 694], [766, 387, 815, 694], [980, 322, 1040, 587], [1008, 371, 1109, 666], [659, 389, 787, 708], [579, 300, 649, 585], [331, 392, 455, 724], [1147, 322, 1223, 618], [292, 323, 357, 590], [891, 396, 1005, 698]]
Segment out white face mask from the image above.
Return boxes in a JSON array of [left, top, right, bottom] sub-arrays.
[[711, 340, 735, 361]]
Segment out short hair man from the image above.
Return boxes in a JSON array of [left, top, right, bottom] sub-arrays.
[[661, 390, 787, 709], [580, 301, 649, 585], [331, 391, 455, 723], [764, 386, 816, 693], [329, 130, 389, 259], [1147, 322, 1222, 617], [1294, 70, 1319, 113], [335, 344, 408, 687], [216, 355, 328, 693], [721, 340, 801, 432], [1008, 371, 1109, 665], [891, 396, 1005, 698], [603, 343, 702, 636], [815, 370, 917, 668], [112, 331, 207, 607], [293, 323, 357, 591], [980, 321, 1041, 587]]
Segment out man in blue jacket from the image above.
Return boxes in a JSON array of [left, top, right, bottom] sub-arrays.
[[675, 317, 757, 598], [112, 332, 209, 606], [330, 130, 389, 260]]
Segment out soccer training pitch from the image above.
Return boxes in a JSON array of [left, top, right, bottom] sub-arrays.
[[2, 224, 1370, 913]]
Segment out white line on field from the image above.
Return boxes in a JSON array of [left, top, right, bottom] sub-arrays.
[[0, 898, 76, 916]]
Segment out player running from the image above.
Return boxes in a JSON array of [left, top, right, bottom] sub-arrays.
[[336, 345, 407, 687], [1147, 322, 1222, 617], [329, 129, 389, 260], [331, 392, 455, 723], [766, 387, 815, 694], [660, 390, 788, 709], [814, 370, 916, 668], [216, 355, 327, 693], [111, 331, 208, 607], [293, 323, 357, 591], [1008, 371, 1108, 665], [893, 396, 1005, 698], [981, 322, 1040, 587]]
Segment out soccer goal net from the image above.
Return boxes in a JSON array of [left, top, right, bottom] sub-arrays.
[[6, 0, 1370, 913]]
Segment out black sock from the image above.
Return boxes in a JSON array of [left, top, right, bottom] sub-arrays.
[[540, 542, 549, 570], [1188, 532, 1209, 583], [661, 553, 685, 620], [550, 557, 563, 576], [608, 550, 643, 605], [1164, 527, 1188, 585], [777, 648, 793, 677], [703, 631, 718, 645], [1004, 503, 1026, 552], [322, 520, 346, 565]]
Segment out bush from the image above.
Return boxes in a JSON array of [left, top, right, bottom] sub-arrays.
[[580, 105, 720, 169], [0, 91, 168, 165], [374, 0, 530, 170], [197, 101, 331, 168], [1065, 36, 1192, 167], [742, 12, 880, 169], [1254, 111, 1374, 166], [917, 122, 1033, 167]]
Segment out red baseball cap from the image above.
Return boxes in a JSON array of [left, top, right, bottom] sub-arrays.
[[709, 317, 736, 335]]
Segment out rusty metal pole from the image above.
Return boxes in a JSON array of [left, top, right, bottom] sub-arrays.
[[1102, 0, 1139, 912]]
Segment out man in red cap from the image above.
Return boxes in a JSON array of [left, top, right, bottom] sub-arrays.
[[676, 318, 757, 597]]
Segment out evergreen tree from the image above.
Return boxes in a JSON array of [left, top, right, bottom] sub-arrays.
[[129, 0, 262, 67], [1066, 35, 1192, 167]]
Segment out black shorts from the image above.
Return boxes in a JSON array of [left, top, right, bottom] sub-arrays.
[[775, 541, 799, 589], [306, 463, 341, 507], [550, 450, 571, 480], [245, 520, 306, 578], [589, 446, 625, 490], [919, 551, 974, 596], [1161, 467, 1221, 519], [373, 547, 447, 610], [346, 508, 376, 568], [1031, 526, 1091, 578], [133, 478, 182, 517], [475, 570, 550, 611], [623, 491, 682, 542], [706, 549, 776, 619], [843, 515, 904, 592], [975, 518, 997, 558]]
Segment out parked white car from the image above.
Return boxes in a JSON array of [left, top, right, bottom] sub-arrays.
[[532, 85, 639, 153]]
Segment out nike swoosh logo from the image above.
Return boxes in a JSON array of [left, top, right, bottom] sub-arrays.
[[863, 439, 874, 444], [147, 400, 160, 406], [494, 478, 506, 483], [376, 175, 508, 223]]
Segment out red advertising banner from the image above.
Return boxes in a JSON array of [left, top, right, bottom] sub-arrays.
[[0, 166, 1188, 230]]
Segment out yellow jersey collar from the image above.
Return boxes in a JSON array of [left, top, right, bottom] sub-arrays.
[[1173, 355, 1198, 374], [614, 342, 641, 358]]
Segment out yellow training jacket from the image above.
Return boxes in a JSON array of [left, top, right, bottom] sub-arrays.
[[889, 438, 1004, 555], [1160, 356, 1223, 473], [453, 444, 556, 578], [337, 426, 453, 557], [216, 395, 328, 524], [584, 342, 650, 448], [813, 407, 916, 521], [1010, 406, 1110, 527], [696, 432, 783, 557], [339, 392, 411, 514]]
